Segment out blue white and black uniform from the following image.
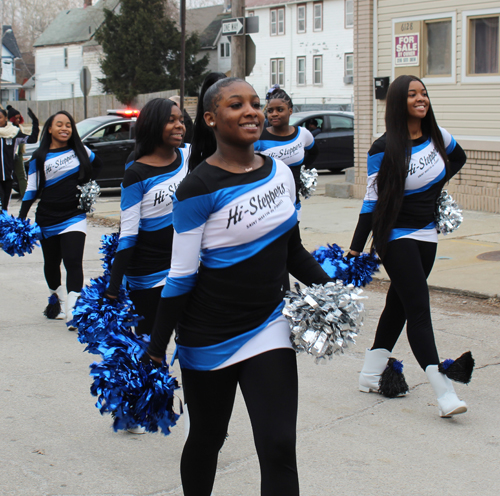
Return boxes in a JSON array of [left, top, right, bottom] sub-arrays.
[[254, 126, 317, 210], [0, 121, 39, 211], [19, 145, 101, 296], [148, 155, 330, 368], [148, 155, 330, 496], [350, 128, 467, 370], [20, 146, 100, 237], [107, 146, 190, 334]]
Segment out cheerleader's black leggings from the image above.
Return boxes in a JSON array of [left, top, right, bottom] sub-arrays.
[[128, 286, 162, 336], [372, 238, 440, 370], [180, 348, 299, 496], [40, 231, 86, 293]]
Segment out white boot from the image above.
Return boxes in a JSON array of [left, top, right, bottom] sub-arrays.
[[359, 348, 391, 393], [425, 365, 467, 418], [66, 291, 80, 330]]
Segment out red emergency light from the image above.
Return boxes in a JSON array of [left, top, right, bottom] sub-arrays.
[[107, 109, 140, 118]]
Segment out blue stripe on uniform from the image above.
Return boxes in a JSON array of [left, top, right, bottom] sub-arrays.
[[41, 214, 86, 238], [174, 161, 278, 234], [161, 272, 198, 298], [446, 136, 457, 155], [45, 166, 79, 187], [117, 234, 138, 251], [126, 269, 170, 291], [121, 181, 144, 210], [140, 213, 173, 231], [388, 222, 435, 242], [201, 212, 297, 269], [367, 152, 384, 176], [360, 200, 377, 213], [404, 168, 446, 196], [176, 302, 285, 370]]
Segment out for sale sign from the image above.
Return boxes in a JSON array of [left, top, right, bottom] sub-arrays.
[[395, 33, 419, 66]]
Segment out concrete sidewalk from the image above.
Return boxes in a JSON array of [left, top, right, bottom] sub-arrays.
[[92, 188, 500, 298]]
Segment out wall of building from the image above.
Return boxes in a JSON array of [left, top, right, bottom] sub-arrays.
[[246, 0, 354, 106], [34, 43, 105, 101]]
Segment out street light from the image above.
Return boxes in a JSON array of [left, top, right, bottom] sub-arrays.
[[0, 28, 13, 106]]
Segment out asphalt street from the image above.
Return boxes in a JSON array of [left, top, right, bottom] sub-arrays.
[[1, 180, 499, 496]]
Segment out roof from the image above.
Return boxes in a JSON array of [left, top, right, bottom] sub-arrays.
[[2, 26, 22, 58], [33, 0, 120, 48], [186, 5, 231, 48], [246, 0, 294, 8]]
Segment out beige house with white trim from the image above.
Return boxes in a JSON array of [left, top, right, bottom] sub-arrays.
[[351, 0, 500, 213]]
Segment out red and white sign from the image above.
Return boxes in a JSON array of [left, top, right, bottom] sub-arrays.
[[395, 33, 419, 66]]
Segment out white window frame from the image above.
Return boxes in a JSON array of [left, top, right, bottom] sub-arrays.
[[297, 4, 306, 34], [344, 52, 353, 83], [313, 2, 323, 32], [64, 48, 68, 68], [220, 42, 231, 58], [270, 58, 285, 87], [345, 0, 353, 29], [313, 55, 322, 85], [391, 13, 456, 85], [270, 7, 285, 36], [462, 8, 500, 83], [297, 56, 306, 85]]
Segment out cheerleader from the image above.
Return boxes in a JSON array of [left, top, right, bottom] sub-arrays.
[[349, 75, 470, 417], [19, 111, 101, 327], [254, 87, 318, 209], [145, 77, 331, 495], [105, 98, 189, 337], [0, 106, 39, 211]]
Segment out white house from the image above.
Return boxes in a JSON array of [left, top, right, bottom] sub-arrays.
[[1, 25, 23, 103], [245, 0, 354, 110], [32, 0, 120, 101]]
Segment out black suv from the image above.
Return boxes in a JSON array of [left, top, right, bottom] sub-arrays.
[[18, 109, 138, 191]]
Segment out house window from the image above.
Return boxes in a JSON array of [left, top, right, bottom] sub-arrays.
[[297, 57, 306, 85], [313, 2, 323, 32], [271, 58, 285, 87], [297, 4, 306, 33], [345, 0, 353, 28], [248, 11, 254, 16], [313, 55, 322, 84], [468, 15, 499, 75], [425, 19, 452, 76], [220, 42, 231, 58], [271, 8, 285, 35], [64, 48, 68, 68], [344, 53, 353, 83], [71, 83, 75, 98]]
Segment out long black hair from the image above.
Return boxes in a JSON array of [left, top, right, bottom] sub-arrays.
[[372, 75, 448, 257], [188, 72, 227, 171], [34, 111, 91, 195], [134, 98, 177, 160]]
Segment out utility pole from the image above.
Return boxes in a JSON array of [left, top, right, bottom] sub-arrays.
[[231, 0, 246, 79], [179, 0, 186, 112]]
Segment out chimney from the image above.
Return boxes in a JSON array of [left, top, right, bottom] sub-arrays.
[[84, 0, 92, 7]]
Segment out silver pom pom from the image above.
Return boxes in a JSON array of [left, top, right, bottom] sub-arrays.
[[283, 281, 365, 363], [77, 180, 101, 213], [299, 165, 318, 199], [435, 190, 463, 235]]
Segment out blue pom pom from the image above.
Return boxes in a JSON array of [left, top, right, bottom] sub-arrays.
[[89, 332, 180, 434], [391, 359, 404, 374], [312, 243, 380, 287], [70, 274, 142, 354], [99, 232, 120, 275], [0, 212, 41, 257], [441, 358, 454, 370]]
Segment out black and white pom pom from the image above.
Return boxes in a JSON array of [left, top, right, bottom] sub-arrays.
[[44, 293, 61, 319], [438, 351, 474, 384], [435, 190, 463, 235], [283, 281, 365, 362], [299, 165, 318, 199], [378, 358, 409, 398], [77, 180, 101, 213]]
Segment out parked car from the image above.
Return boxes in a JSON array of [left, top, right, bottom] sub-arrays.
[[289, 110, 354, 172], [16, 109, 139, 192]]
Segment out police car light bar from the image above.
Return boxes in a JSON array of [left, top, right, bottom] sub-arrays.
[[107, 109, 140, 117]]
